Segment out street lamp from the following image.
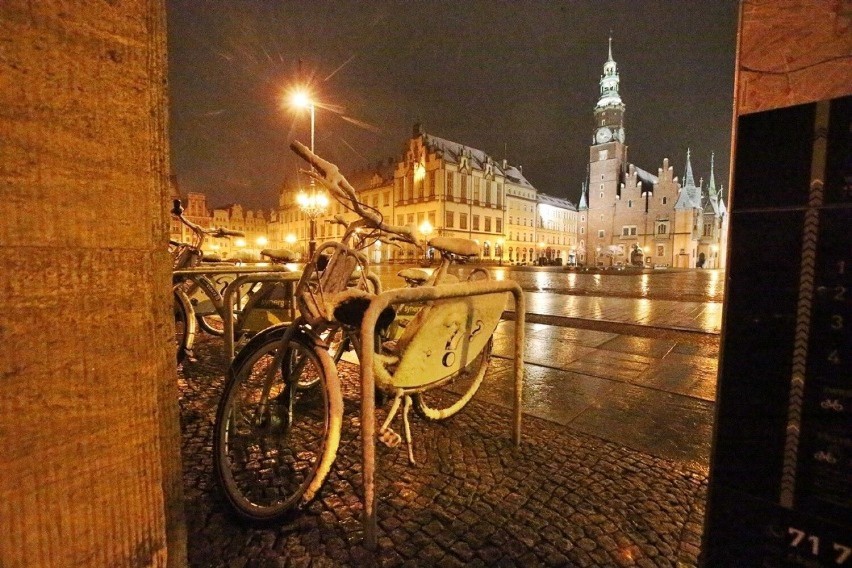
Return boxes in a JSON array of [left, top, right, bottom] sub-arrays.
[[419, 220, 433, 263], [291, 88, 328, 260], [296, 190, 329, 260], [497, 238, 504, 266]]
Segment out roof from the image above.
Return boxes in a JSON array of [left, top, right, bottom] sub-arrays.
[[503, 165, 536, 189], [423, 134, 504, 175], [537, 192, 577, 211]]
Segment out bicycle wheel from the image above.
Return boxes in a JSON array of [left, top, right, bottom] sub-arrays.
[[213, 326, 342, 522], [197, 313, 225, 336], [412, 336, 492, 421], [174, 289, 195, 364]]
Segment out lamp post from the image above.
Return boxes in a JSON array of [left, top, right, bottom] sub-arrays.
[[291, 89, 328, 260], [497, 238, 504, 266], [296, 190, 328, 260], [419, 220, 433, 264]]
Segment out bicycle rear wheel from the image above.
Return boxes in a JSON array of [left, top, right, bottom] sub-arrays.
[[412, 337, 492, 421], [213, 326, 342, 522], [174, 289, 194, 364]]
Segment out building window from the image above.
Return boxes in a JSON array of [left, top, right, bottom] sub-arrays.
[[657, 245, 665, 257], [598, 229, 605, 238], [496, 218, 502, 233], [383, 191, 390, 206], [446, 211, 454, 228], [473, 178, 481, 204], [599, 150, 608, 161], [428, 171, 435, 197], [459, 213, 468, 230], [662, 196, 668, 205], [580, 226, 585, 234], [407, 214, 415, 225], [472, 215, 480, 231], [600, 192, 604, 199], [460, 176, 468, 201], [484, 217, 491, 232], [657, 223, 668, 234], [628, 200, 632, 208], [621, 226, 637, 236]]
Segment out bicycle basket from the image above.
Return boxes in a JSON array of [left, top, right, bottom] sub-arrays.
[[296, 242, 370, 326]]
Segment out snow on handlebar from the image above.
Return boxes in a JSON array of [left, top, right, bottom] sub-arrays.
[[290, 140, 418, 245]]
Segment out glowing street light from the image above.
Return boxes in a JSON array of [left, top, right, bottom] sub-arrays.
[[297, 190, 329, 259], [419, 220, 433, 263], [255, 236, 268, 247], [290, 87, 328, 259]]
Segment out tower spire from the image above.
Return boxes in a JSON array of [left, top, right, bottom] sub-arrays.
[[707, 152, 718, 198], [683, 148, 696, 188], [608, 33, 613, 62]]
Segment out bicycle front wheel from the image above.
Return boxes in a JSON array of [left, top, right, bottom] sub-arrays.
[[412, 337, 492, 421], [213, 326, 342, 522]]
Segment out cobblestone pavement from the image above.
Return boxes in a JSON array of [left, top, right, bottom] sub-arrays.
[[179, 333, 708, 567]]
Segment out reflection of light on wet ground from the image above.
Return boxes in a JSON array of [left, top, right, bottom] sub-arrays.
[[632, 298, 652, 323], [707, 269, 721, 298], [534, 270, 549, 290], [566, 272, 576, 289], [640, 274, 649, 297], [492, 268, 506, 281]]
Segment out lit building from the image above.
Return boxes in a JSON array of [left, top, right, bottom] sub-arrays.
[[275, 124, 579, 264], [170, 190, 272, 260], [580, 38, 728, 268]]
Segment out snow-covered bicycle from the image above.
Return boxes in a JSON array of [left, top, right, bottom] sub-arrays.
[[212, 143, 525, 536]]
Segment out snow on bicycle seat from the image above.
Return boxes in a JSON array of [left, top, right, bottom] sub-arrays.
[[397, 268, 429, 283], [201, 253, 223, 263], [428, 237, 479, 257], [260, 248, 300, 263]]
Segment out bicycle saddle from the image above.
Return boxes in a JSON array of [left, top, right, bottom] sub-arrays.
[[428, 237, 479, 257], [397, 268, 429, 284], [260, 248, 300, 263]]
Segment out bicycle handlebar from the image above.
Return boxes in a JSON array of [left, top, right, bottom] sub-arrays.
[[172, 199, 245, 240], [290, 141, 417, 245]]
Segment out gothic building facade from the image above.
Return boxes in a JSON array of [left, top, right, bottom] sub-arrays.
[[579, 40, 728, 268]]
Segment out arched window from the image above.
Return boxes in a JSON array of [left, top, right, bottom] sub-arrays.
[[658, 223, 667, 234], [483, 241, 491, 257]]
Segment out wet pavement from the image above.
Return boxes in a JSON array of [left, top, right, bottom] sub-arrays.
[[177, 266, 722, 566]]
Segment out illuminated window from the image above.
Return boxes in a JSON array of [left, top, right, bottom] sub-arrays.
[[472, 215, 480, 230], [445, 211, 454, 228], [598, 229, 605, 238], [459, 213, 468, 230]]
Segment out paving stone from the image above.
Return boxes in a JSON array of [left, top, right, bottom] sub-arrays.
[[180, 333, 710, 568]]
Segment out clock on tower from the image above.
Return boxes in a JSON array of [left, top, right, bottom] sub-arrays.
[[595, 127, 612, 144]]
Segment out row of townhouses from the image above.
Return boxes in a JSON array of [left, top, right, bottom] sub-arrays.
[[171, 41, 727, 269]]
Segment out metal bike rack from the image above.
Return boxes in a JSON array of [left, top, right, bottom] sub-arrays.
[[221, 272, 302, 360], [358, 280, 526, 550], [173, 265, 301, 361]]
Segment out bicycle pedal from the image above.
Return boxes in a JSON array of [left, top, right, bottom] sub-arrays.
[[378, 429, 402, 448]]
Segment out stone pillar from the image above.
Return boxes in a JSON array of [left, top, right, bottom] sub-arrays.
[[0, 1, 186, 566]]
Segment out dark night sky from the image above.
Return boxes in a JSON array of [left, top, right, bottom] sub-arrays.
[[167, 1, 738, 210]]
